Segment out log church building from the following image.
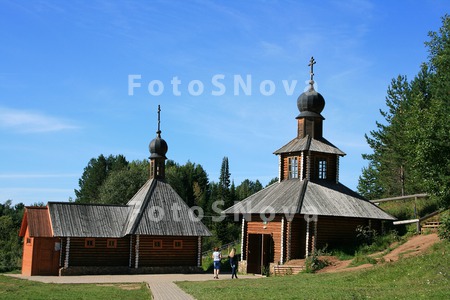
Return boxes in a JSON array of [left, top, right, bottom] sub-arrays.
[[224, 58, 395, 274], [19, 106, 211, 276]]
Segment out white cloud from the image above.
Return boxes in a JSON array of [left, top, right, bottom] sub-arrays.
[[0, 107, 79, 133]]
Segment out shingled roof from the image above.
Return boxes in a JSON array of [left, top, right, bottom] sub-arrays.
[[46, 179, 211, 238], [123, 179, 211, 236], [273, 135, 346, 156], [223, 179, 395, 220], [19, 207, 53, 237], [48, 202, 130, 237]]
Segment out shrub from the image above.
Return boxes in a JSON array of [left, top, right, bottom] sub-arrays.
[[438, 211, 450, 240], [304, 250, 329, 273]]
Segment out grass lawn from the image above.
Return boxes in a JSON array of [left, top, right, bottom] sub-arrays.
[[177, 240, 450, 300], [0, 276, 151, 300]]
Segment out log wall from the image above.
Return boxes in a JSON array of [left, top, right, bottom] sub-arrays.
[[137, 236, 198, 267], [62, 237, 130, 267], [246, 215, 283, 264]]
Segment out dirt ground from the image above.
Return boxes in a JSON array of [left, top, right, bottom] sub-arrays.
[[316, 233, 440, 273]]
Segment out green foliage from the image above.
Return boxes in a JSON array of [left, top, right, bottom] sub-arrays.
[[75, 154, 129, 203], [356, 225, 378, 246], [235, 179, 263, 201], [98, 160, 149, 205], [377, 196, 440, 221], [438, 211, 450, 240], [0, 201, 24, 272], [166, 160, 209, 209], [359, 15, 450, 208], [304, 249, 330, 273]]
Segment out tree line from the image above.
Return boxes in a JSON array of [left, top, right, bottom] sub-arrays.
[[74, 154, 276, 249], [357, 15, 450, 210]]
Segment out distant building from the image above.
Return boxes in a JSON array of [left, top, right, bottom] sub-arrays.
[[19, 106, 211, 276], [224, 58, 395, 274]]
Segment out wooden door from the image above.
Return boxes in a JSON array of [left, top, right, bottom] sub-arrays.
[[246, 234, 273, 274], [35, 238, 60, 276]]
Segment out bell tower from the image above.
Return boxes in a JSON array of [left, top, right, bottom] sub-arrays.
[[148, 105, 168, 180]]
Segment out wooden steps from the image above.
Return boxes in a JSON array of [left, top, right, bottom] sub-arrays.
[[421, 221, 440, 233], [273, 264, 305, 275]]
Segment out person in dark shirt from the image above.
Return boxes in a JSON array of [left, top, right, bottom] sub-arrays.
[[228, 247, 238, 279]]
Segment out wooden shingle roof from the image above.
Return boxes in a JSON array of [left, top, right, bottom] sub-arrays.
[[48, 202, 130, 237], [19, 207, 53, 237], [223, 179, 395, 220], [124, 179, 211, 236], [26, 181, 211, 238], [273, 135, 346, 156]]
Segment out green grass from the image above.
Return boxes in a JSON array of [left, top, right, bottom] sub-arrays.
[[0, 276, 151, 300], [177, 240, 450, 300]]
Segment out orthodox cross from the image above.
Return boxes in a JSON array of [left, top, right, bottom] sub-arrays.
[[157, 104, 161, 137], [308, 56, 316, 82]]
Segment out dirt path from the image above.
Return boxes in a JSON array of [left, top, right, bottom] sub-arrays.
[[317, 233, 440, 273]]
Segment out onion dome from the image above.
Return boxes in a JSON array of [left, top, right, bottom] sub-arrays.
[[149, 130, 168, 159], [149, 105, 168, 159], [296, 57, 325, 119]]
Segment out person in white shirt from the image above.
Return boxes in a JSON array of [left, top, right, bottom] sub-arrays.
[[212, 247, 222, 279]]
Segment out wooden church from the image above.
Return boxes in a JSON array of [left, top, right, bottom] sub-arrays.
[[224, 58, 395, 274], [19, 106, 211, 276]]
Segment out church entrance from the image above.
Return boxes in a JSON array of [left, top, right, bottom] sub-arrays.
[[247, 234, 273, 274]]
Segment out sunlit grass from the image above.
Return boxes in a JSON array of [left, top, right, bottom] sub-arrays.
[[0, 276, 151, 300], [178, 240, 450, 300]]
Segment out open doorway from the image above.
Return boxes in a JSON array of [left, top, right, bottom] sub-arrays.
[[247, 234, 273, 274]]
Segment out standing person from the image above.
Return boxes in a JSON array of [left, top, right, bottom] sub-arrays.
[[212, 247, 222, 279], [228, 247, 238, 279]]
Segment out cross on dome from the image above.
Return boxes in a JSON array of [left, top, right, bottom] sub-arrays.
[[308, 56, 316, 87]]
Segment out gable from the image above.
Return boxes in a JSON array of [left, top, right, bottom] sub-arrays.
[[124, 179, 211, 236], [19, 207, 53, 237]]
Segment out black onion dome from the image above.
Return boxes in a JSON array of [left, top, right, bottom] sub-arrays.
[[149, 131, 168, 159], [296, 84, 325, 119]]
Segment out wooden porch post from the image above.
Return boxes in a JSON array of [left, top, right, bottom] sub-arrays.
[[280, 216, 285, 264], [197, 236, 202, 267], [313, 216, 318, 253], [64, 237, 70, 268], [305, 220, 310, 257], [128, 235, 133, 268], [287, 221, 291, 261], [134, 235, 140, 269], [241, 218, 246, 261]]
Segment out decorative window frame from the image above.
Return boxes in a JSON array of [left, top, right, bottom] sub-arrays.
[[173, 240, 183, 249], [85, 238, 96, 248], [288, 156, 299, 179], [318, 158, 327, 179], [107, 239, 117, 248], [153, 239, 163, 249]]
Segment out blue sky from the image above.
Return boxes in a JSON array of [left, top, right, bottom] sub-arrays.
[[1, 0, 448, 206]]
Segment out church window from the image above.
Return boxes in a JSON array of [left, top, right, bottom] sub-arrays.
[[85, 238, 95, 248], [107, 239, 117, 248], [153, 240, 162, 249], [318, 159, 327, 179], [288, 157, 298, 179], [173, 240, 183, 249]]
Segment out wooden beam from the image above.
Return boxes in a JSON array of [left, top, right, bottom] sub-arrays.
[[370, 193, 428, 203], [393, 219, 419, 225]]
